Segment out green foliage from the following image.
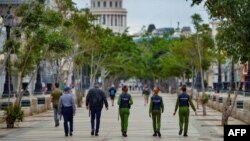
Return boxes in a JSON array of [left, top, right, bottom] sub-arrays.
[[3, 104, 24, 128], [3, 39, 20, 52], [201, 93, 209, 104], [47, 32, 73, 52], [191, 13, 203, 32], [43, 10, 63, 28], [55, 0, 76, 12], [63, 20, 72, 28], [189, 0, 250, 62]]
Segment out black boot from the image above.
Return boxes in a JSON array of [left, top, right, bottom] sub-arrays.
[[55, 120, 59, 127], [157, 131, 161, 137], [122, 132, 127, 137], [153, 131, 157, 136], [183, 133, 188, 137], [179, 129, 183, 135], [91, 130, 94, 136], [95, 129, 99, 136]]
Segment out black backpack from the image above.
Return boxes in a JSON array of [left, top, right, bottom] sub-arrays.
[[89, 89, 102, 107]]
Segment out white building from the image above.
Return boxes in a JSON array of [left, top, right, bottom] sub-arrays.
[[90, 0, 127, 33]]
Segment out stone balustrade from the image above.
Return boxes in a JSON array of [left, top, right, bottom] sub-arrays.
[[203, 91, 250, 124], [0, 95, 52, 122]]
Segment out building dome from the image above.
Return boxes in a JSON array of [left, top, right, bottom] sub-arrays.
[[90, 0, 127, 33]]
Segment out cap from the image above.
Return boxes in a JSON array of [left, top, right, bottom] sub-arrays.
[[64, 87, 71, 92], [153, 87, 160, 94], [181, 85, 186, 91], [122, 85, 128, 92]]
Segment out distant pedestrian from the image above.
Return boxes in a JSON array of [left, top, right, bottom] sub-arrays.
[[117, 85, 133, 137], [129, 85, 132, 91], [50, 82, 62, 127], [86, 83, 108, 136], [149, 87, 164, 137], [58, 87, 76, 137], [109, 84, 117, 106], [173, 85, 197, 137], [142, 84, 151, 105]]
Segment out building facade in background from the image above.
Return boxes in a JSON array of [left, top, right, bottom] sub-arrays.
[[90, 0, 127, 33]]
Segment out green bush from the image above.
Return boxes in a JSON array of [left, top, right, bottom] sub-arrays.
[[201, 93, 209, 104], [4, 104, 24, 128]]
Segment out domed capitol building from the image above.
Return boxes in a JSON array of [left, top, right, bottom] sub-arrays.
[[90, 0, 127, 33]]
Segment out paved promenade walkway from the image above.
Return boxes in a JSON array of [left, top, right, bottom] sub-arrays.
[[0, 91, 247, 141]]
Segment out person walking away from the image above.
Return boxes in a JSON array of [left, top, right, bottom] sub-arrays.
[[109, 84, 117, 106], [117, 85, 133, 137], [58, 87, 76, 137], [149, 87, 164, 137], [50, 82, 63, 127], [86, 83, 108, 136], [173, 85, 197, 137], [143, 84, 151, 105]]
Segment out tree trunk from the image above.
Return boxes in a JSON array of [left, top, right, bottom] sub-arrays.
[[191, 66, 194, 99], [196, 92, 200, 110], [197, 38, 206, 115], [202, 103, 206, 116], [6, 121, 14, 128], [15, 72, 24, 105], [222, 96, 230, 125], [221, 61, 242, 125]]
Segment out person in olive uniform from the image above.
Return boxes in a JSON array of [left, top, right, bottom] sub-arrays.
[[117, 85, 133, 137], [173, 85, 197, 137], [50, 82, 62, 127], [149, 87, 164, 137]]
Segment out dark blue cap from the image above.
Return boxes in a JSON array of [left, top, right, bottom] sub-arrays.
[[64, 87, 71, 92]]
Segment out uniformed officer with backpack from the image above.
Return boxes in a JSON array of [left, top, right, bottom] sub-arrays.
[[149, 87, 164, 137], [117, 85, 133, 137], [86, 83, 108, 136], [173, 85, 197, 137]]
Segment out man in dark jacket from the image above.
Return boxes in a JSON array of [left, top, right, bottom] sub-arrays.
[[86, 83, 108, 136]]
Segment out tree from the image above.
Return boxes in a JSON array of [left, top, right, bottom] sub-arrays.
[[191, 13, 214, 115], [13, 0, 73, 105], [188, 0, 250, 124]]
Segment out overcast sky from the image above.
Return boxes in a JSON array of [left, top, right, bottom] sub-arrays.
[[72, 0, 210, 34]]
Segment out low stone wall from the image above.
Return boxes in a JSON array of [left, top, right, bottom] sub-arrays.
[[205, 92, 250, 124], [0, 95, 52, 123], [35, 96, 51, 114], [0, 110, 4, 123]]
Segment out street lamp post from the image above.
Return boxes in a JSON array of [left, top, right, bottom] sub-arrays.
[[217, 61, 222, 92], [195, 72, 202, 92], [82, 65, 90, 90], [245, 63, 250, 96], [34, 64, 43, 95], [2, 9, 14, 98]]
